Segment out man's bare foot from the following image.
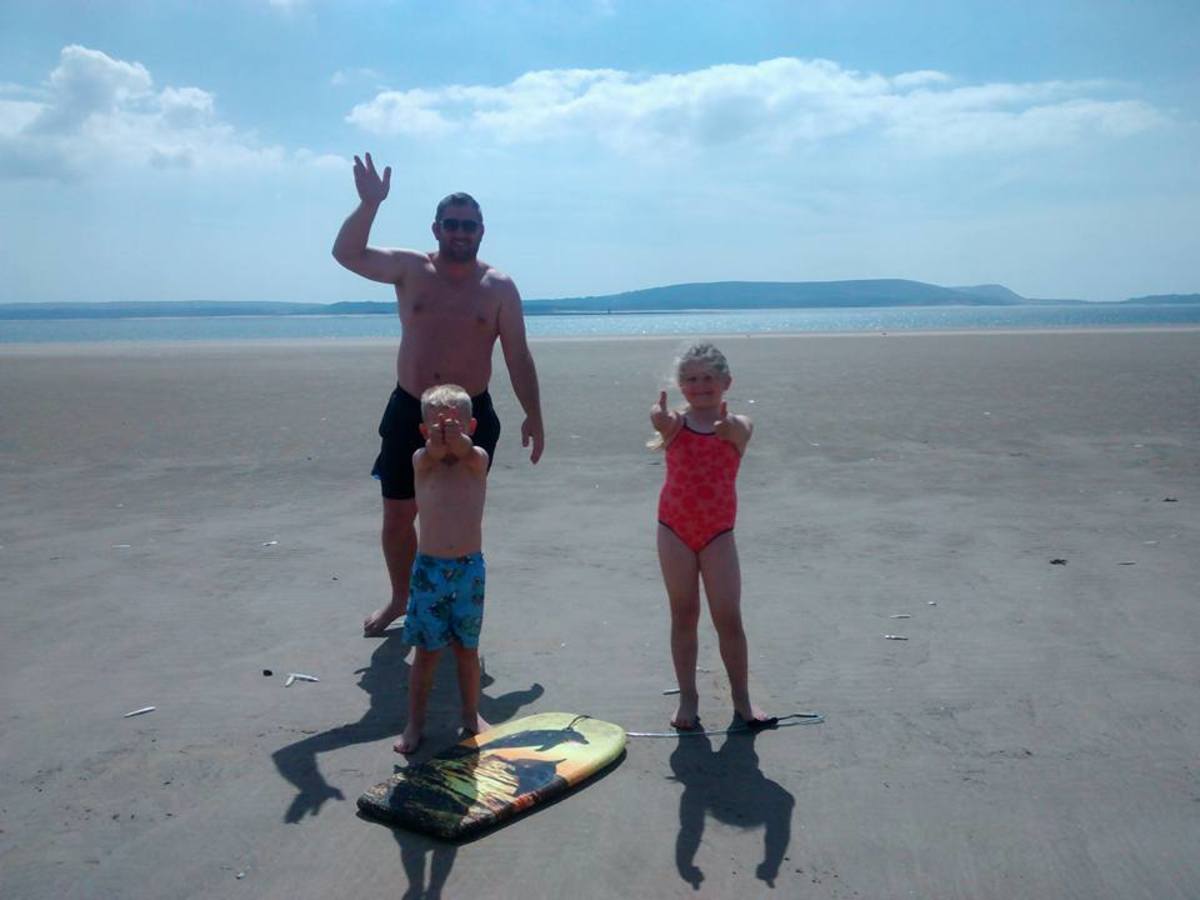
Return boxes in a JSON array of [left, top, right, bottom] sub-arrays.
[[393, 723, 422, 755], [364, 600, 406, 637], [460, 714, 490, 738], [671, 692, 700, 730]]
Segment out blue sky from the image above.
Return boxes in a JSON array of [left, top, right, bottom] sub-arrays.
[[1, 0, 1197, 303]]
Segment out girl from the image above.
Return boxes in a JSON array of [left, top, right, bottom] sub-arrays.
[[650, 342, 771, 731]]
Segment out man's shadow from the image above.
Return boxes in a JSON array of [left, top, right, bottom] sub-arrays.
[[271, 634, 543, 899], [669, 727, 796, 890]]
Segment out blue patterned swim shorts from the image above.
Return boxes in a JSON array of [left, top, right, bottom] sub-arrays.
[[402, 552, 486, 650]]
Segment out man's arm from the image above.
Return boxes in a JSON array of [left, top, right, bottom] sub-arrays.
[[496, 278, 545, 463], [331, 153, 419, 285]]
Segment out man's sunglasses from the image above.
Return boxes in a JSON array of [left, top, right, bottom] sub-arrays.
[[440, 218, 480, 234]]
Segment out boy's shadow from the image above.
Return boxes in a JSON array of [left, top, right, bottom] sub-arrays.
[[669, 727, 796, 890], [271, 634, 543, 899]]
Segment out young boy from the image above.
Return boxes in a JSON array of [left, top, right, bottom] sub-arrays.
[[394, 384, 491, 754]]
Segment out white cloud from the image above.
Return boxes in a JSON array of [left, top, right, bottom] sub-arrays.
[[0, 45, 328, 180], [330, 67, 385, 88], [884, 96, 1165, 154], [0, 99, 43, 132], [346, 57, 1166, 156], [891, 70, 952, 89], [32, 45, 152, 133]]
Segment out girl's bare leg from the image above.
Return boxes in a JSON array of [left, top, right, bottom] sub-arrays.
[[658, 524, 702, 728], [452, 642, 489, 735], [700, 533, 769, 724], [395, 646, 439, 753]]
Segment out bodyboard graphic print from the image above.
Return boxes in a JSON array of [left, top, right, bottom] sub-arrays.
[[358, 712, 626, 839]]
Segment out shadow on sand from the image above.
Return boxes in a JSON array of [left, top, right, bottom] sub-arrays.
[[271, 633, 543, 899], [669, 726, 795, 890]]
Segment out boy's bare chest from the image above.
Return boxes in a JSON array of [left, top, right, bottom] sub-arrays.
[[416, 464, 485, 506]]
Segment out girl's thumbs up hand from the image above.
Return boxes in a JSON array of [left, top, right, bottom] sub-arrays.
[[714, 400, 735, 440], [651, 390, 678, 432]]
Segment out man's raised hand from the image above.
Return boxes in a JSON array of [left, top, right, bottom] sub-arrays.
[[353, 152, 391, 206]]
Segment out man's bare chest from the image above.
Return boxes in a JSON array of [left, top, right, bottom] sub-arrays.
[[397, 273, 499, 332]]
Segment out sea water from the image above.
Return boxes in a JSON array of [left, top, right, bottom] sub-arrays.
[[1, 304, 1198, 344]]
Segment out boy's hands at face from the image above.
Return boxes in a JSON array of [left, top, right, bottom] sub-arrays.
[[425, 419, 446, 448], [425, 412, 474, 460], [440, 415, 465, 443]]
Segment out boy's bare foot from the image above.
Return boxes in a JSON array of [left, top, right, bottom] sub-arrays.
[[364, 600, 406, 637], [671, 693, 701, 730], [460, 714, 490, 737], [393, 723, 422, 755]]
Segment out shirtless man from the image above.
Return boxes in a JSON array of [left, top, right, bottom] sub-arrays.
[[332, 152, 544, 637]]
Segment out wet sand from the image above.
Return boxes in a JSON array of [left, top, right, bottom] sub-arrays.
[[1, 329, 1197, 899]]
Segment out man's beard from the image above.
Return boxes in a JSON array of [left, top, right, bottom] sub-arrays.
[[440, 239, 478, 263]]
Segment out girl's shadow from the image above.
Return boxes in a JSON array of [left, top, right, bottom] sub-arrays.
[[669, 727, 796, 890]]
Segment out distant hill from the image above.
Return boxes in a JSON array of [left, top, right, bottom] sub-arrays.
[[949, 283, 1027, 303], [0, 300, 339, 320], [2, 280, 1196, 320], [948, 284, 1086, 306], [524, 279, 1038, 313], [1119, 293, 1200, 305]]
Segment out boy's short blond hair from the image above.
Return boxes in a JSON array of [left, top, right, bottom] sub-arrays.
[[420, 384, 472, 421]]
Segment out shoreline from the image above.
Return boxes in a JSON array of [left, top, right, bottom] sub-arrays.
[[2, 322, 1199, 356]]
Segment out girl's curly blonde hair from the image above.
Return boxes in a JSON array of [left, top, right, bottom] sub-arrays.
[[647, 342, 731, 450]]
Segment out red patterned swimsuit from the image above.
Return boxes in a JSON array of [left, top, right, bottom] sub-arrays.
[[658, 418, 742, 552]]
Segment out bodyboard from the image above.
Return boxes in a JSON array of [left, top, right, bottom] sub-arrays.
[[358, 712, 626, 839]]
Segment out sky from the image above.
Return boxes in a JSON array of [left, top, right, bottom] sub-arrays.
[[1, 0, 1197, 304]]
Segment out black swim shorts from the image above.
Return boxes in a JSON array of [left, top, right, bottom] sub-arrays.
[[371, 385, 501, 500]]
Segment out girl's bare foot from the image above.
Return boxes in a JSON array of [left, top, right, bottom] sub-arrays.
[[671, 692, 701, 730], [393, 723, 422, 754], [735, 704, 776, 729], [364, 599, 406, 637]]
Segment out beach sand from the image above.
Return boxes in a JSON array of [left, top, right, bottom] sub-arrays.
[[1, 330, 1197, 899]]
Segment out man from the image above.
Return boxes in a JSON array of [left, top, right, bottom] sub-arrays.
[[333, 152, 544, 637]]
